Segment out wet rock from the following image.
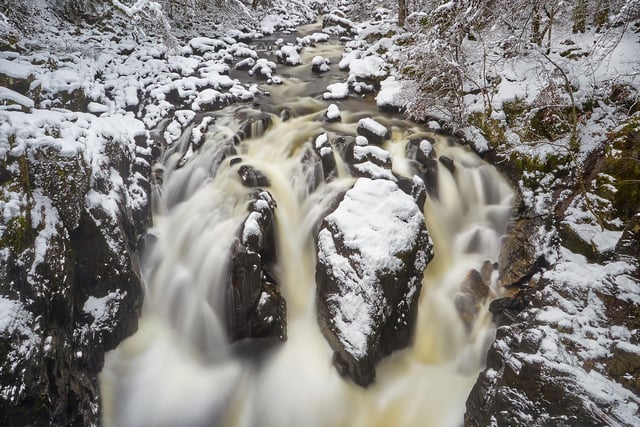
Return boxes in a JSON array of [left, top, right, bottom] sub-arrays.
[[356, 117, 390, 145], [237, 164, 270, 188], [454, 265, 494, 331], [406, 138, 438, 196], [235, 110, 272, 140], [396, 175, 427, 213], [313, 133, 337, 182], [0, 149, 145, 426], [438, 155, 455, 174], [498, 217, 548, 288], [316, 178, 433, 386], [226, 191, 286, 341], [324, 104, 341, 122], [312, 56, 331, 73]]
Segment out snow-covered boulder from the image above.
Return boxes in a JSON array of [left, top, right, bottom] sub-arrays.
[[316, 178, 434, 386], [357, 117, 390, 144], [276, 45, 302, 66], [312, 56, 331, 73], [248, 58, 277, 80], [322, 13, 357, 36], [226, 190, 286, 341], [323, 82, 349, 100], [324, 103, 341, 122]]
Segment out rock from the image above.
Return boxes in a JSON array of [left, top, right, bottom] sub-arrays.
[[406, 138, 438, 196], [438, 155, 455, 174], [313, 133, 337, 182], [235, 109, 272, 140], [312, 56, 331, 73], [0, 149, 145, 426], [237, 164, 270, 188], [322, 13, 357, 36], [454, 267, 493, 331], [498, 217, 548, 288], [356, 117, 390, 145], [615, 213, 640, 267], [226, 191, 286, 341], [324, 103, 341, 122], [275, 45, 302, 66], [234, 57, 256, 71], [316, 178, 433, 386]]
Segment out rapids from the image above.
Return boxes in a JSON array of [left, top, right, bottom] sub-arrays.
[[100, 24, 513, 427]]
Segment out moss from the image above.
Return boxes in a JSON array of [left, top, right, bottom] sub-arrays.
[[1, 214, 35, 253], [468, 112, 507, 147], [503, 98, 528, 127], [527, 106, 573, 141], [603, 116, 640, 217]]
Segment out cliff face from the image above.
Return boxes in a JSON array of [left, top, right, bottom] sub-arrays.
[[0, 5, 153, 424]]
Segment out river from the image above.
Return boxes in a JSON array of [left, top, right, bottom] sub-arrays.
[[100, 21, 513, 427]]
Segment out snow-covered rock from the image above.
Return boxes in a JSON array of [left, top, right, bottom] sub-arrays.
[[312, 56, 331, 73], [276, 45, 302, 66], [227, 190, 285, 341], [357, 117, 390, 144], [323, 82, 349, 100], [324, 103, 341, 122], [316, 178, 433, 386]]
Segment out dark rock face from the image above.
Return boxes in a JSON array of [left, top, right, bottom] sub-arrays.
[[498, 217, 549, 288], [454, 261, 495, 331], [238, 164, 271, 188], [0, 136, 148, 425], [316, 178, 433, 386], [466, 216, 640, 426], [226, 190, 286, 342], [405, 137, 439, 196], [313, 133, 338, 182]]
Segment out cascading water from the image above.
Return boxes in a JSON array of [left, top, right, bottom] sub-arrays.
[[100, 32, 513, 427]]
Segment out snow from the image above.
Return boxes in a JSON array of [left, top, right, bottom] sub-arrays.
[[83, 292, 124, 330], [376, 76, 408, 110], [277, 45, 302, 66], [347, 55, 387, 80], [242, 211, 262, 245], [353, 145, 391, 164], [358, 117, 388, 137], [0, 87, 34, 109], [326, 104, 340, 121], [323, 82, 349, 100]]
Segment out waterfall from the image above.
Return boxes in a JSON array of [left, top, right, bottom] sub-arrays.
[[101, 38, 513, 427]]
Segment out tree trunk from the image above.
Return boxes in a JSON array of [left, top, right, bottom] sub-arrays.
[[398, 0, 407, 26]]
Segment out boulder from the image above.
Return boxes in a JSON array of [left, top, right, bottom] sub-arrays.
[[405, 137, 438, 196], [237, 164, 270, 188], [226, 191, 286, 342], [316, 178, 433, 386], [356, 117, 390, 145], [313, 133, 337, 182]]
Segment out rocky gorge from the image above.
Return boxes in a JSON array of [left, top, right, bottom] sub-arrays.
[[1, 0, 639, 426]]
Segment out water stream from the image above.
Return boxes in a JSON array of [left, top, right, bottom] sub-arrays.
[[101, 25, 513, 427]]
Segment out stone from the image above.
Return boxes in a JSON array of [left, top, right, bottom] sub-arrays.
[[226, 191, 286, 342], [316, 178, 433, 386], [237, 164, 270, 188]]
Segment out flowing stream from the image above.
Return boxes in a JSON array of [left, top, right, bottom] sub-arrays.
[[101, 24, 513, 427]]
